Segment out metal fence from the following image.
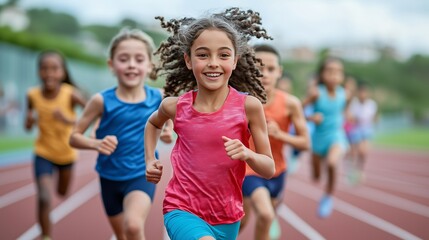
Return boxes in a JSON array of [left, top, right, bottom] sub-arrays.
[[0, 42, 116, 137]]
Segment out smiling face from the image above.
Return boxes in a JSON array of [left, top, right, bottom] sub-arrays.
[[184, 29, 238, 91], [321, 60, 344, 88], [255, 51, 282, 94], [108, 38, 153, 89], [39, 54, 65, 91]]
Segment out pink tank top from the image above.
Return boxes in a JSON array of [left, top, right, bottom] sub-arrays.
[[163, 86, 250, 225]]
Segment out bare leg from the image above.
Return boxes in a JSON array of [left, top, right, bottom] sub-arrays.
[[357, 140, 369, 171], [251, 187, 275, 240], [57, 167, 73, 197], [312, 153, 323, 183], [239, 197, 253, 233], [36, 175, 54, 238], [326, 144, 345, 195], [108, 214, 126, 240], [199, 237, 215, 240], [123, 191, 152, 240]]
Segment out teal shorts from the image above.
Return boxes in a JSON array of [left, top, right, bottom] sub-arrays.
[[164, 210, 240, 240], [312, 131, 348, 157]]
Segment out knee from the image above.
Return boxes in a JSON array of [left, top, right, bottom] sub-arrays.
[[327, 160, 337, 169], [124, 216, 143, 237], [38, 190, 51, 208], [57, 187, 68, 197], [57, 181, 71, 197], [313, 172, 320, 182], [257, 210, 275, 227]]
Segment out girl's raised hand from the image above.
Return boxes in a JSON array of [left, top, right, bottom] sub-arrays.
[[312, 113, 324, 125], [97, 135, 118, 155], [267, 120, 280, 138], [146, 161, 163, 184], [222, 136, 250, 161], [25, 114, 36, 131]]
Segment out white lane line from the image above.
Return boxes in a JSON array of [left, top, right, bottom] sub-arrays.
[[277, 203, 325, 240], [365, 176, 429, 199], [0, 168, 30, 186], [366, 168, 429, 186], [289, 179, 422, 240], [0, 168, 98, 209], [340, 184, 429, 218], [0, 183, 35, 208], [17, 179, 100, 240], [334, 199, 422, 240], [299, 160, 429, 198]]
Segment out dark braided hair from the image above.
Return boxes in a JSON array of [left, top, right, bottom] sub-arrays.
[[154, 7, 272, 103]]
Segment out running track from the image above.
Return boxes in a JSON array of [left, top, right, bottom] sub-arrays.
[[1, 142, 428, 240]]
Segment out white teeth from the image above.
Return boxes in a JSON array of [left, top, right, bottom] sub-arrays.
[[206, 73, 221, 77]]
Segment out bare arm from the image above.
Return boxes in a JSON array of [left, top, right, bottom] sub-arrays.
[[270, 95, 310, 150], [24, 93, 35, 131], [72, 88, 88, 108], [145, 97, 177, 184], [302, 84, 319, 107], [241, 96, 275, 179], [52, 88, 88, 125], [302, 84, 324, 124], [159, 119, 174, 144], [69, 94, 117, 155]]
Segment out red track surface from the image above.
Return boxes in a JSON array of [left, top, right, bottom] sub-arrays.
[[1, 143, 428, 240]]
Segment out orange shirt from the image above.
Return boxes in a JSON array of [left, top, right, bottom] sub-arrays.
[[247, 90, 290, 177], [27, 84, 77, 164]]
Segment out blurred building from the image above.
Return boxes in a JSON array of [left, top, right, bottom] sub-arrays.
[[0, 4, 29, 31], [283, 46, 317, 62], [281, 43, 400, 63]]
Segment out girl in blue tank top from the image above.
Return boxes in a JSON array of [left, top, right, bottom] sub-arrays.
[[303, 57, 351, 219], [70, 28, 173, 239]]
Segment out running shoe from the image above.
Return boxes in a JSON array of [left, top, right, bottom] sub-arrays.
[[318, 195, 333, 218], [269, 217, 281, 240]]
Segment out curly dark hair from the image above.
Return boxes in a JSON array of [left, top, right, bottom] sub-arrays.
[[154, 7, 272, 103]]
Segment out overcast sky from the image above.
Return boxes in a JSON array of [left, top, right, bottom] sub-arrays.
[[4, 0, 429, 57]]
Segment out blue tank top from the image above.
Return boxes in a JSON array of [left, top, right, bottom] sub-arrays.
[[313, 85, 346, 135], [95, 85, 162, 180]]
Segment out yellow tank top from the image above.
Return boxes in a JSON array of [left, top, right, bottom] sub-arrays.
[[28, 83, 77, 164], [247, 90, 290, 177]]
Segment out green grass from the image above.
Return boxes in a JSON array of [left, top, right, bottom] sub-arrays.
[[0, 128, 428, 153], [374, 128, 429, 150], [0, 137, 33, 153]]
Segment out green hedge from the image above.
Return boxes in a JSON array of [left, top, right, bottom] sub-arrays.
[[0, 26, 105, 66]]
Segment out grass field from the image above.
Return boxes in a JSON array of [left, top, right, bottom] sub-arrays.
[[374, 128, 429, 150], [0, 137, 33, 153], [0, 128, 428, 154]]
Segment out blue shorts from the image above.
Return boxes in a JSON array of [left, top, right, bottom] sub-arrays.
[[164, 210, 240, 240], [242, 172, 286, 199], [349, 126, 374, 144], [34, 155, 73, 179], [99, 175, 156, 216]]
